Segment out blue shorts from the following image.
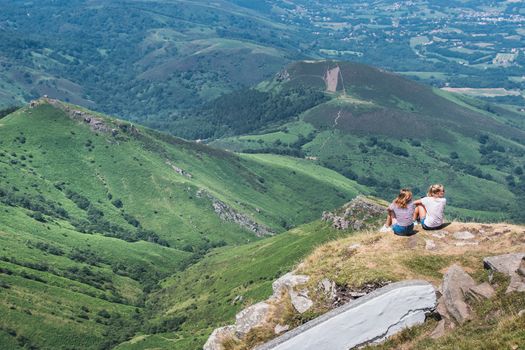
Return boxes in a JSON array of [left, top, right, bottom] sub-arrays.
[[392, 223, 415, 236]]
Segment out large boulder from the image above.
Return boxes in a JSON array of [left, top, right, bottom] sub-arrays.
[[272, 273, 310, 298], [322, 196, 386, 231], [235, 301, 272, 337], [484, 253, 525, 293], [442, 265, 476, 324], [272, 273, 313, 314], [467, 282, 495, 301], [255, 280, 436, 350]]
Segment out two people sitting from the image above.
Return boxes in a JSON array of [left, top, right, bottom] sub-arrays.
[[381, 184, 446, 236]]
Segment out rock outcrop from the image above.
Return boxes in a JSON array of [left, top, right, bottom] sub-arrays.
[[255, 281, 436, 350], [203, 273, 312, 348], [30, 97, 138, 136], [203, 326, 236, 350], [436, 264, 495, 334], [235, 302, 272, 337], [271, 272, 313, 314], [484, 253, 525, 293], [212, 199, 274, 237], [197, 189, 274, 237], [166, 161, 192, 178], [322, 196, 386, 231], [441, 264, 476, 324]]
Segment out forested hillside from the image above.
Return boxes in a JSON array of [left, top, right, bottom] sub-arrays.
[[211, 61, 525, 222], [1, 0, 523, 127]]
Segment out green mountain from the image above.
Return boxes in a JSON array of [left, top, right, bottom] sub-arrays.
[[3, 1, 524, 127], [209, 60, 525, 222], [0, 99, 365, 349]]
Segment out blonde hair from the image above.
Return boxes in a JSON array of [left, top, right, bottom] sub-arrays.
[[394, 188, 413, 208], [427, 184, 445, 197]]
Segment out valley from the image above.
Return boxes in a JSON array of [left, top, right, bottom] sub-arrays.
[[0, 100, 363, 349]]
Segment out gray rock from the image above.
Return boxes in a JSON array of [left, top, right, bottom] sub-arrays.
[[442, 265, 476, 324], [430, 319, 446, 339], [453, 231, 476, 240], [212, 199, 274, 237], [272, 273, 310, 300], [235, 302, 271, 337], [203, 325, 236, 350], [290, 289, 314, 314], [323, 196, 386, 231], [518, 309, 525, 317], [467, 282, 495, 301], [254, 281, 436, 350], [484, 253, 525, 293], [332, 216, 350, 230], [231, 295, 244, 305]]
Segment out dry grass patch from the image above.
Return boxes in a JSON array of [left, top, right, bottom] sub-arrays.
[[298, 222, 525, 300]]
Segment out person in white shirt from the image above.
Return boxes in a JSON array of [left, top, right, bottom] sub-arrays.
[[413, 184, 446, 230]]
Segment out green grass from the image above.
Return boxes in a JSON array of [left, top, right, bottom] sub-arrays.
[[0, 100, 365, 348], [136, 220, 354, 350]]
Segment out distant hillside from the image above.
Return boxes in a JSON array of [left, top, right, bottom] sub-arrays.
[[0, 99, 364, 349], [0, 1, 297, 121], [211, 60, 525, 221]]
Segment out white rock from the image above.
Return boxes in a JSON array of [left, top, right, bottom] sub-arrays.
[[274, 324, 290, 335], [431, 231, 448, 239], [290, 289, 314, 314], [235, 302, 271, 337], [455, 241, 479, 247], [272, 273, 310, 299], [425, 239, 436, 250], [254, 281, 436, 350], [203, 325, 236, 350], [453, 231, 476, 240]]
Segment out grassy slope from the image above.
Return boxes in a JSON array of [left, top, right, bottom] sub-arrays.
[[117, 220, 355, 350], [211, 60, 525, 221], [0, 101, 364, 349]]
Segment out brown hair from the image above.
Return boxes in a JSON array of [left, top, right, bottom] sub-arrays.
[[394, 188, 413, 208], [427, 184, 445, 197]]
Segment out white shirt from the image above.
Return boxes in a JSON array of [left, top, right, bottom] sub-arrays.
[[421, 197, 446, 228]]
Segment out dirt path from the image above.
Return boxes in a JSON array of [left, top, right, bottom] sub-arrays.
[[318, 109, 344, 152]]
